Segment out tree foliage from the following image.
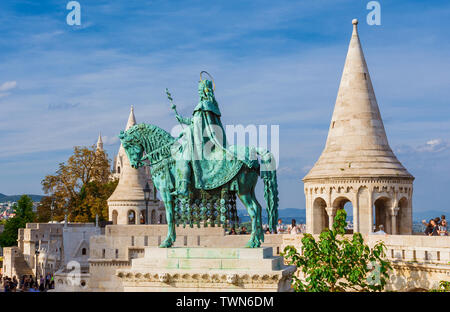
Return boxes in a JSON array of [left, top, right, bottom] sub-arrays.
[[38, 145, 117, 223], [0, 195, 36, 247], [283, 209, 392, 292], [430, 281, 450, 292]]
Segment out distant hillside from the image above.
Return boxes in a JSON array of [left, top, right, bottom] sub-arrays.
[[0, 193, 44, 202], [413, 210, 449, 222], [238, 208, 306, 223], [238, 207, 449, 224]]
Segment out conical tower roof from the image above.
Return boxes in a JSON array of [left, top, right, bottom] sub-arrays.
[[108, 106, 148, 201], [96, 133, 103, 152], [126, 105, 136, 130], [304, 19, 413, 181]]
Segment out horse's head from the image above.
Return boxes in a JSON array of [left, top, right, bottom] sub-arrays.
[[119, 126, 145, 169], [119, 123, 177, 167]]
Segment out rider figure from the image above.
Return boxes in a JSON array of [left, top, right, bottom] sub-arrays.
[[171, 77, 240, 196]]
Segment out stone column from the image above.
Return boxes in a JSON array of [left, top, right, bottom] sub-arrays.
[[367, 186, 374, 234], [352, 194, 359, 233], [390, 207, 399, 235], [325, 207, 337, 230]]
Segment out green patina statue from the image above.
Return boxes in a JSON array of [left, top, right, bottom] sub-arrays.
[[119, 73, 278, 248]]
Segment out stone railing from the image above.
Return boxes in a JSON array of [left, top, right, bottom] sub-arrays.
[[281, 234, 450, 264], [280, 233, 450, 291]]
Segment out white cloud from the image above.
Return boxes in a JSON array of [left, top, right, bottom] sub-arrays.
[[418, 139, 449, 153], [395, 139, 450, 154], [102, 135, 120, 145], [0, 81, 17, 92]]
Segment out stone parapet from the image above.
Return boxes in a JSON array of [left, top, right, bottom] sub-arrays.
[[280, 233, 450, 291], [116, 247, 296, 292]]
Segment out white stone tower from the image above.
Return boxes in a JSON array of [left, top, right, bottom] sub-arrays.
[[303, 19, 414, 235], [96, 133, 103, 152], [107, 106, 165, 225]]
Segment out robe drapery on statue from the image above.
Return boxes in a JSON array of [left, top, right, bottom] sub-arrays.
[[175, 79, 244, 190]]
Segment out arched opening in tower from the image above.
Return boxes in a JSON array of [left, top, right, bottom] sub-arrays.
[[312, 197, 328, 233], [128, 210, 136, 225], [140, 210, 146, 224], [332, 196, 354, 234], [374, 197, 392, 234]]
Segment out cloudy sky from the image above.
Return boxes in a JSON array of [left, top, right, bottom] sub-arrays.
[[0, 0, 449, 217]]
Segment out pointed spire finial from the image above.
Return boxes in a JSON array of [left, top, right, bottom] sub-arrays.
[[352, 19, 359, 35], [126, 105, 137, 130], [96, 132, 104, 151]]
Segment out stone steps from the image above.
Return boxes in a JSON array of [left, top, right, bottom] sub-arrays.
[[13, 253, 34, 277]]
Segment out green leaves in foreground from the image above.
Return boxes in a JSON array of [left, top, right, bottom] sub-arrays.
[[282, 209, 392, 292], [430, 281, 450, 292]]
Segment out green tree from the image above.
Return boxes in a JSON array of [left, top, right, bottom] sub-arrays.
[[283, 209, 392, 292], [0, 195, 36, 247], [38, 145, 114, 222], [72, 179, 118, 222]]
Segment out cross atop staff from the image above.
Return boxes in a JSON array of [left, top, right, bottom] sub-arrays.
[[165, 88, 184, 128]]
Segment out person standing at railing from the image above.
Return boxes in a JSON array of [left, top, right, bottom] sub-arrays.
[[276, 219, 285, 234], [424, 219, 438, 236], [438, 219, 448, 236], [373, 224, 386, 235], [287, 219, 300, 235]]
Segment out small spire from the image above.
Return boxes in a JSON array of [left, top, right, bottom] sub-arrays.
[[126, 105, 137, 130], [96, 132, 104, 151], [352, 19, 359, 38]]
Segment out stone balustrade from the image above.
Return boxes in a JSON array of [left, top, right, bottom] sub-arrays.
[[280, 233, 450, 291], [281, 234, 450, 264]]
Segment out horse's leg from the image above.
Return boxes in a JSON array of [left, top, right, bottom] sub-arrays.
[[252, 191, 264, 243], [159, 189, 176, 248], [236, 169, 262, 248], [237, 193, 259, 248]]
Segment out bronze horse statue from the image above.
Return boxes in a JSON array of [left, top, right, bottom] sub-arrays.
[[119, 123, 279, 248]]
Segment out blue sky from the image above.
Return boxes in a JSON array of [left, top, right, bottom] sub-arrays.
[[0, 0, 449, 218]]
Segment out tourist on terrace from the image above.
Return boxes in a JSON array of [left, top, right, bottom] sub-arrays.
[[239, 226, 248, 235], [287, 219, 299, 235], [276, 219, 285, 234], [374, 224, 386, 235], [424, 219, 438, 236], [434, 217, 440, 226], [228, 227, 237, 235], [438, 219, 448, 236]]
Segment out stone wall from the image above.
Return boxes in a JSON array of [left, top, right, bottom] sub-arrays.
[[87, 226, 450, 292], [88, 225, 283, 291], [2, 222, 96, 280]]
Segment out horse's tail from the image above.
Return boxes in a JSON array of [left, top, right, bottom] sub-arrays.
[[255, 148, 279, 233]]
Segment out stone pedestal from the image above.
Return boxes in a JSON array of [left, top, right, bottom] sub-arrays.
[[116, 247, 296, 292]]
